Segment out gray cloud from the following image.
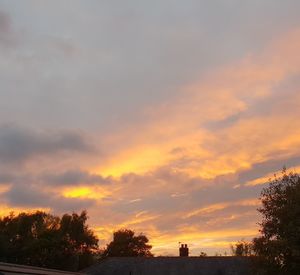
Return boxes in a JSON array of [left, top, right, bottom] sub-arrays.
[[0, 11, 10, 33], [237, 155, 300, 185], [41, 169, 111, 186], [0, 124, 93, 164], [3, 183, 96, 213], [0, 10, 15, 47], [0, 1, 300, 131], [0, 172, 15, 184], [110, 167, 257, 215]]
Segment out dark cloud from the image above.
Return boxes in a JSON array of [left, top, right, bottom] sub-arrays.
[[4, 184, 49, 207], [41, 169, 111, 186], [0, 124, 94, 164], [3, 184, 96, 213]]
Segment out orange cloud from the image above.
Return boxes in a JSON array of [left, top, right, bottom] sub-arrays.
[[92, 29, 300, 181], [0, 204, 50, 217], [62, 185, 112, 200], [85, 29, 300, 255]]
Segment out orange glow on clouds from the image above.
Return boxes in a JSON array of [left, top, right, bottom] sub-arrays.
[[0, 185, 10, 195], [62, 186, 112, 199], [93, 30, 300, 181], [99, 146, 170, 177], [0, 205, 51, 218], [183, 199, 259, 219], [84, 30, 300, 254], [63, 187, 93, 198]]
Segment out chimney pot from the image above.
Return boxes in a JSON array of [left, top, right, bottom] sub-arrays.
[[179, 243, 189, 257]]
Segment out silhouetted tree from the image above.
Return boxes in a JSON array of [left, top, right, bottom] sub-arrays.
[[0, 210, 98, 271], [253, 169, 300, 274], [230, 240, 253, 256], [103, 229, 153, 257]]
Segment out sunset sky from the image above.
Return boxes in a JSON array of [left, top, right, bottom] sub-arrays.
[[1, 0, 300, 256]]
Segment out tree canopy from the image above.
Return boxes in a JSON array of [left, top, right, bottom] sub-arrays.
[[253, 169, 300, 274], [103, 229, 153, 257], [0, 210, 98, 271]]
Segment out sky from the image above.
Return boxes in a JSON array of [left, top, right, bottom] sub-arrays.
[[1, 0, 300, 256]]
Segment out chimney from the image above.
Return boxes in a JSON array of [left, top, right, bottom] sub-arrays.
[[179, 244, 189, 257]]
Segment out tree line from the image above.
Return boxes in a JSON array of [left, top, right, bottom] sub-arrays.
[[0, 168, 299, 274], [0, 211, 152, 271]]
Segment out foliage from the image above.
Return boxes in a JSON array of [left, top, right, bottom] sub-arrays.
[[253, 169, 300, 274], [199, 251, 207, 257], [103, 229, 153, 257], [230, 240, 253, 256], [0, 210, 98, 271]]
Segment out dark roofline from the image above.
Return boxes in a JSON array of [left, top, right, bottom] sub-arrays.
[[82, 256, 253, 274], [0, 262, 85, 275], [98, 256, 251, 259], [82, 256, 253, 272]]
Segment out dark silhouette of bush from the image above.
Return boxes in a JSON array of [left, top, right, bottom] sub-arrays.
[[231, 240, 253, 256], [253, 168, 300, 274], [103, 229, 153, 257]]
